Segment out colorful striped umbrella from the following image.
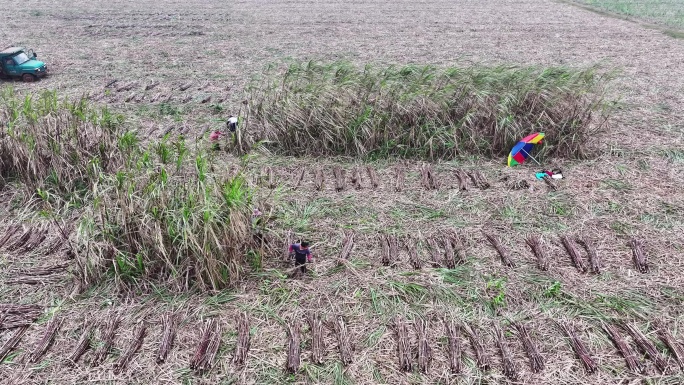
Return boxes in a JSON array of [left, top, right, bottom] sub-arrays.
[[507, 132, 545, 167]]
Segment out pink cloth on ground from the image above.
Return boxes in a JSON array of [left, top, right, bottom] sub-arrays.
[[209, 131, 222, 141]]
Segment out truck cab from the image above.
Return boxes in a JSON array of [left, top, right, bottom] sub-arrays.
[[0, 47, 48, 82]]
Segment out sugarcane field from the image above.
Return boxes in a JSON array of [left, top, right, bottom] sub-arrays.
[[2, 0, 684, 384]]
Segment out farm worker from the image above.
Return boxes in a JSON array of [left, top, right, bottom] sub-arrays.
[[227, 115, 238, 132], [209, 130, 224, 150], [209, 130, 223, 141], [289, 241, 313, 274]]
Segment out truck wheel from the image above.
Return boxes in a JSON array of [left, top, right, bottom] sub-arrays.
[[22, 74, 36, 82]]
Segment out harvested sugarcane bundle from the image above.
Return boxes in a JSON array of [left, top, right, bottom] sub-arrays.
[[0, 304, 43, 330], [508, 179, 530, 190], [157, 313, 176, 364], [603, 323, 643, 373], [351, 167, 362, 190], [0, 225, 20, 249], [67, 320, 93, 365], [628, 239, 649, 273], [577, 236, 601, 274], [542, 175, 558, 191], [0, 325, 29, 362], [525, 235, 549, 271], [558, 322, 597, 374], [21, 228, 47, 253], [464, 323, 490, 371], [560, 236, 587, 273], [513, 323, 545, 373], [190, 319, 220, 372], [415, 318, 432, 374], [381, 235, 398, 266], [92, 314, 121, 366], [454, 170, 469, 191], [307, 313, 325, 365], [366, 166, 379, 189], [654, 321, 684, 370], [484, 232, 516, 267], [286, 322, 301, 373], [443, 236, 456, 269], [622, 323, 667, 373], [232, 312, 251, 367], [145, 81, 159, 91], [294, 168, 306, 188], [45, 238, 64, 256], [448, 234, 466, 266], [314, 168, 324, 191], [393, 316, 412, 372], [329, 315, 353, 366], [7, 228, 33, 251], [420, 164, 438, 190], [468, 170, 490, 189], [119, 81, 139, 92], [426, 237, 442, 268], [339, 230, 355, 260], [394, 166, 405, 192], [29, 316, 62, 363], [333, 166, 346, 192], [444, 319, 462, 374], [114, 323, 147, 374], [204, 322, 222, 371], [8, 262, 70, 286], [493, 323, 518, 380], [406, 237, 422, 270], [262, 166, 276, 189], [190, 322, 211, 370]]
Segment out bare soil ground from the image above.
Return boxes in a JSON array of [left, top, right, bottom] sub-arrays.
[[1, 0, 684, 384]]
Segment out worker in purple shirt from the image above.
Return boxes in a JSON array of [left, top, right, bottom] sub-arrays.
[[289, 241, 312, 273]]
